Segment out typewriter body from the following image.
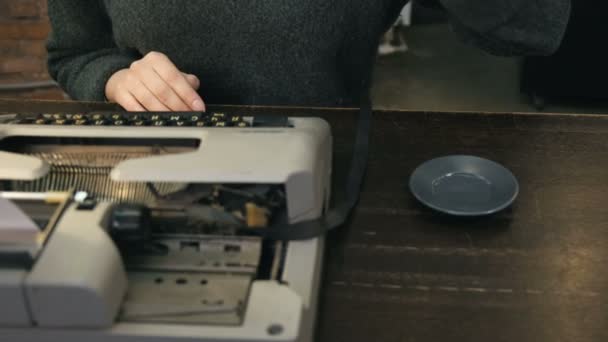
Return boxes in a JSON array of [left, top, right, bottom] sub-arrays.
[[0, 111, 332, 342]]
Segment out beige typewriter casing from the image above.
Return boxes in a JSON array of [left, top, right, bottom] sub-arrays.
[[0, 116, 332, 342]]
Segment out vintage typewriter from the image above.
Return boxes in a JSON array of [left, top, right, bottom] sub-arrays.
[[0, 110, 345, 342]]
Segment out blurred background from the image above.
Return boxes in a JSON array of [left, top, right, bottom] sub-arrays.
[[1, 0, 607, 114], [0, 0, 66, 100]]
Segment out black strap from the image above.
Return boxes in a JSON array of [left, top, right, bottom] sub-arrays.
[[252, 96, 372, 241]]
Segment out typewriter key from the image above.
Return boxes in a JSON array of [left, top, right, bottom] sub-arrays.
[[14, 118, 33, 124], [53, 119, 68, 125]]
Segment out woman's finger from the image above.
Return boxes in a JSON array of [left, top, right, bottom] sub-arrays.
[[125, 74, 172, 112], [182, 73, 200, 90], [113, 85, 146, 112], [131, 59, 191, 111], [145, 52, 205, 111]]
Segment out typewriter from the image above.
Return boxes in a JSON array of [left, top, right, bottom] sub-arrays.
[[0, 110, 334, 342]]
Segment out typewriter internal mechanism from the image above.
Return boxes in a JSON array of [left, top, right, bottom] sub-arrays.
[[0, 111, 332, 342]]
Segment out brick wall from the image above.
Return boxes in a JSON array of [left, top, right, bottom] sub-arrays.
[[0, 0, 67, 100]]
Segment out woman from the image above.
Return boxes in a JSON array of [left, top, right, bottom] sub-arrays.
[[46, 0, 570, 111]]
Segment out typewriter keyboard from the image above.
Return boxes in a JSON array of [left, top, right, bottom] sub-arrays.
[[11, 112, 290, 128]]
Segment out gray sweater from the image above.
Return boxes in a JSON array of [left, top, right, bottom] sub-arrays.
[[46, 0, 570, 107]]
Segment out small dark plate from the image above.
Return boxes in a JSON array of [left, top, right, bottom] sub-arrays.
[[409, 155, 519, 216]]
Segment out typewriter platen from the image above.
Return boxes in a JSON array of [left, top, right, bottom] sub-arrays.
[[0, 110, 332, 342]]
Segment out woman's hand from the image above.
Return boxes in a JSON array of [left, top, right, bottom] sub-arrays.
[[105, 51, 205, 112]]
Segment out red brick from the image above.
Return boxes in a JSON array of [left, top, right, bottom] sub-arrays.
[[0, 0, 55, 99], [0, 87, 67, 100], [39, 0, 48, 17], [0, 22, 50, 40], [0, 73, 23, 82], [0, 72, 52, 83], [34, 71, 52, 79], [0, 57, 45, 73], [0, 39, 47, 57], [0, 0, 41, 19]]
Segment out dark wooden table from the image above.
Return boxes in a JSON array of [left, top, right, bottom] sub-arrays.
[[2, 99, 608, 342]]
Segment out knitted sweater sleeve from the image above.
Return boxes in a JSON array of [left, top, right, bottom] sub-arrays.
[[46, 0, 138, 101]]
